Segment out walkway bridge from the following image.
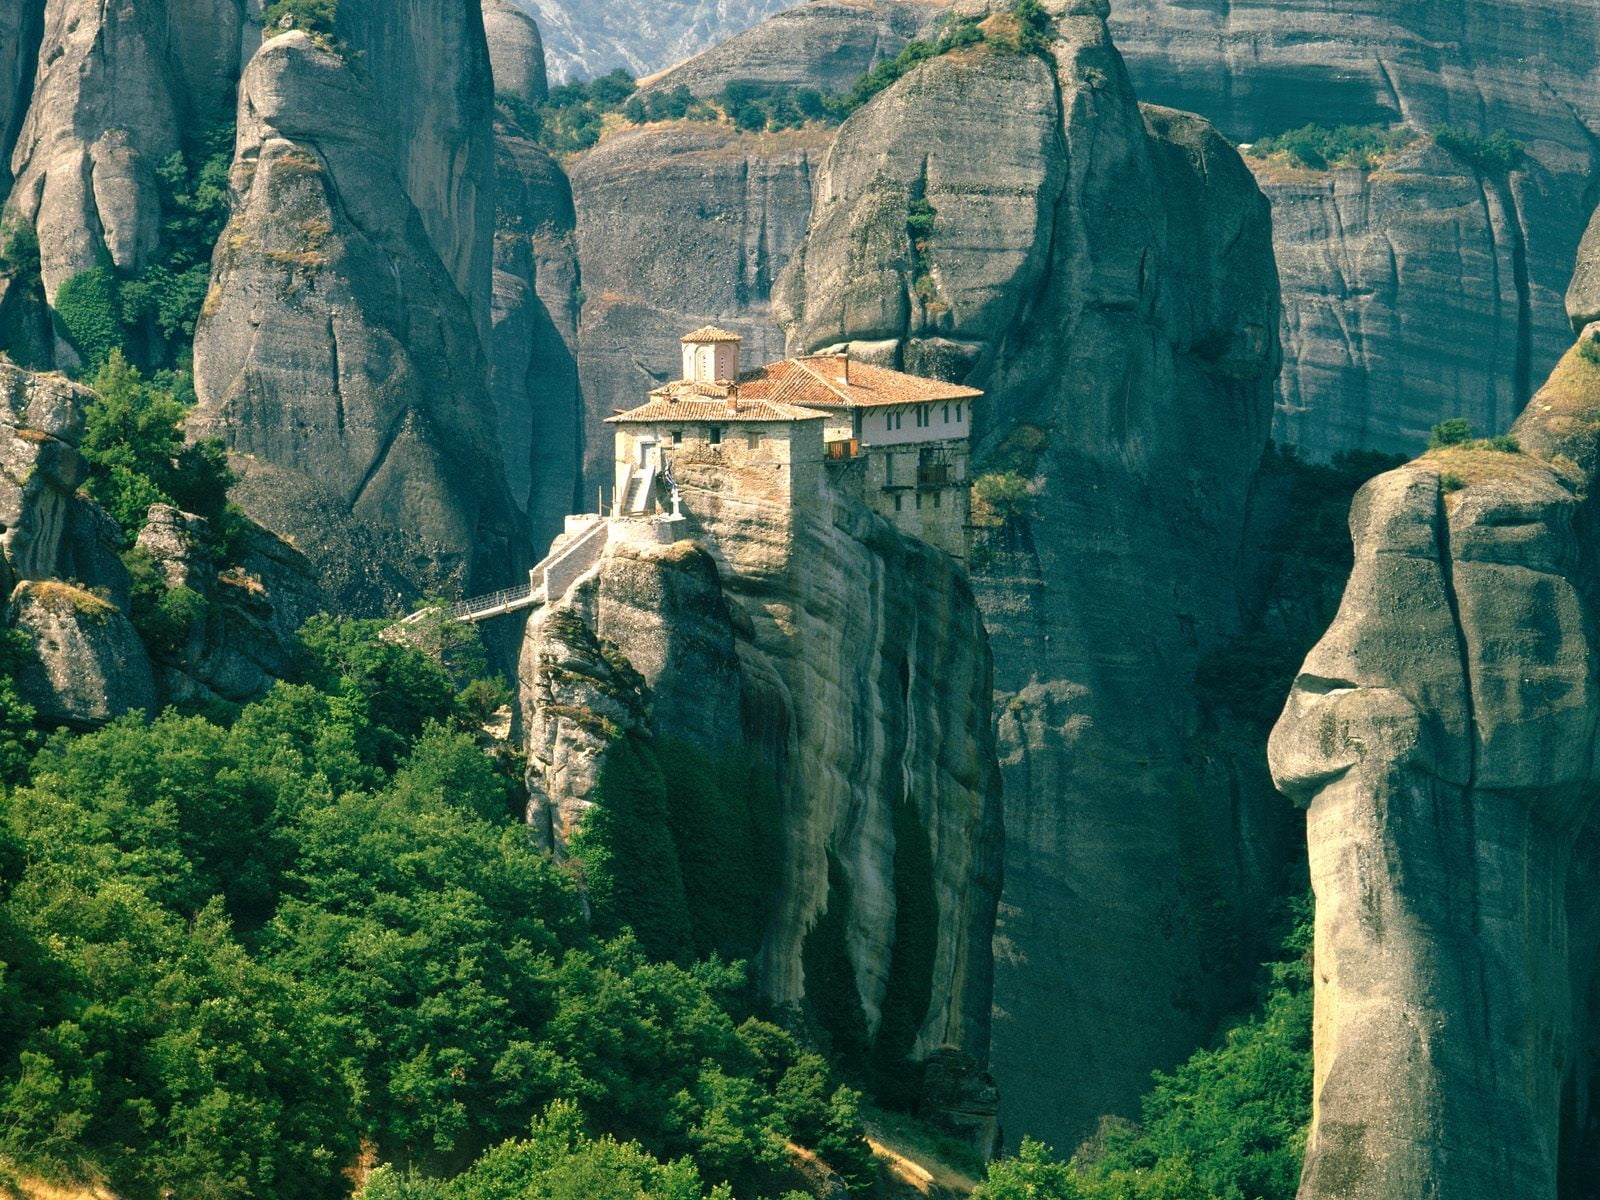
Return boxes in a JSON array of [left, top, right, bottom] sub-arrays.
[[400, 517, 610, 626]]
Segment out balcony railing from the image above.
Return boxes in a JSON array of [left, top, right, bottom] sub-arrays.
[[825, 439, 861, 460]]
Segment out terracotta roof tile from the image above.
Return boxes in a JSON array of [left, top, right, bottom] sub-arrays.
[[680, 325, 744, 344], [606, 394, 828, 423], [733, 356, 982, 409]]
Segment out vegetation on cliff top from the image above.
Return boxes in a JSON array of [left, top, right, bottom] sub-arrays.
[[1245, 121, 1526, 176], [0, 620, 874, 1200]]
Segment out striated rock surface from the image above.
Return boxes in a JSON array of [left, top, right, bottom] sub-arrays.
[[0, 0, 248, 366], [1108, 0, 1600, 460], [520, 0, 794, 83], [1269, 332, 1600, 1195], [643, 1, 941, 100], [484, 0, 549, 106], [492, 113, 584, 549], [1263, 140, 1576, 457], [570, 122, 827, 486], [520, 488, 1002, 1086], [329, 0, 497, 341], [0, 0, 42, 207], [777, 2, 1287, 1147], [7, 579, 155, 727], [191, 31, 525, 613]]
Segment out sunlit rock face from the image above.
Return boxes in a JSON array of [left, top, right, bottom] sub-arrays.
[[773, 0, 1287, 1149], [1271, 310, 1600, 1192], [190, 26, 525, 612]]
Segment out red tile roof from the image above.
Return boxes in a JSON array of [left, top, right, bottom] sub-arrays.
[[607, 351, 981, 425], [734, 355, 982, 409], [680, 325, 744, 344], [606, 392, 827, 424]]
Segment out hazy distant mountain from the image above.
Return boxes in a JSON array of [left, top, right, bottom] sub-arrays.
[[516, 0, 793, 82]]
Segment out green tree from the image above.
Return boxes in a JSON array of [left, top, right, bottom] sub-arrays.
[[571, 734, 694, 963], [1429, 417, 1476, 449]]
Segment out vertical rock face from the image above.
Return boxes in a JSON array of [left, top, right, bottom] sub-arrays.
[[1270, 332, 1600, 1195], [0, 0, 247, 366], [569, 123, 827, 486], [1108, 0, 1600, 460], [8, 579, 156, 726], [0, 0, 43, 207], [519, 491, 1002, 1101], [492, 121, 584, 549], [191, 30, 525, 612], [1264, 140, 1575, 457], [776, 0, 1285, 1147], [483, 0, 549, 107], [330, 0, 497, 344]]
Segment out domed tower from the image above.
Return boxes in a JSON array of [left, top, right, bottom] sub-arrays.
[[681, 326, 743, 383]]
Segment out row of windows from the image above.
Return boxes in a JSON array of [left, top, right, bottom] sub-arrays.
[[883, 403, 963, 431], [668, 429, 761, 449], [892, 491, 944, 511]]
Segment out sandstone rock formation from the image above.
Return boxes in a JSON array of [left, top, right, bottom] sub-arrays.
[[520, 0, 793, 83], [570, 123, 827, 486], [134, 503, 323, 707], [642, 1, 940, 100], [1262, 139, 1575, 457], [0, 0, 248, 367], [7, 579, 155, 726], [191, 30, 525, 612], [1270, 331, 1600, 1195], [484, 0, 549, 107], [520, 485, 1002, 1102], [775, 0, 1287, 1147], [1108, 0, 1600, 460], [0, 362, 126, 603], [330, 0, 498, 344], [0, 0, 42, 206], [491, 109, 583, 549]]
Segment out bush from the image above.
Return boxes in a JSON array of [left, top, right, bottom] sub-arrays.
[[1246, 123, 1417, 171], [53, 266, 123, 371], [972, 471, 1035, 526], [263, 0, 337, 36], [1428, 417, 1476, 449], [1487, 434, 1521, 453], [1434, 125, 1525, 174]]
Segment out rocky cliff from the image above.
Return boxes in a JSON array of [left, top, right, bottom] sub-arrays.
[[190, 25, 525, 611], [774, 0, 1287, 1149], [517, 0, 793, 83], [1269, 314, 1600, 1193], [570, 122, 827, 487], [0, 0, 42, 207], [0, 0, 249, 369], [1108, 0, 1600, 461], [519, 484, 1002, 1143], [642, 0, 940, 100], [0, 361, 322, 724]]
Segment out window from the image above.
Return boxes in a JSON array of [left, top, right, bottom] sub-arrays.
[[709, 426, 723, 446], [747, 432, 761, 449], [915, 493, 923, 509], [943, 405, 949, 423], [894, 494, 903, 512], [933, 491, 941, 508], [956, 403, 963, 422], [885, 455, 894, 485], [672, 429, 682, 445]]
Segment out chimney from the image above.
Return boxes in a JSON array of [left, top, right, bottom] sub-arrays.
[[837, 349, 850, 386], [726, 390, 738, 415]]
